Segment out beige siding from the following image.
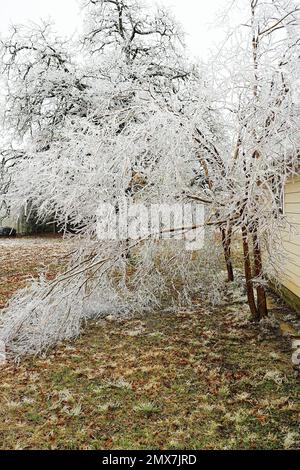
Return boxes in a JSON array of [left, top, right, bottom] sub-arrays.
[[282, 176, 300, 298]]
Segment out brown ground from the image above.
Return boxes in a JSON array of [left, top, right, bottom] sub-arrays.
[[0, 235, 72, 308]]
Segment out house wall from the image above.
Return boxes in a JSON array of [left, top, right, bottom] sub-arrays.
[[281, 175, 300, 313], [0, 208, 57, 235], [0, 209, 28, 234]]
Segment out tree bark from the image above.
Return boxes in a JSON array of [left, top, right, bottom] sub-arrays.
[[252, 226, 268, 319], [221, 225, 234, 282], [242, 225, 259, 321]]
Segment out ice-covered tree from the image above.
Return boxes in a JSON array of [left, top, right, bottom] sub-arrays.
[[199, 0, 300, 320], [0, 0, 221, 358], [1, 0, 298, 359]]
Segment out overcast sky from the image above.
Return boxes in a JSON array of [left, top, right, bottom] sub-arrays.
[[0, 0, 228, 60]]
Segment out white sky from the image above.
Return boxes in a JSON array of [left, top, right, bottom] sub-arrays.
[[0, 0, 228, 60]]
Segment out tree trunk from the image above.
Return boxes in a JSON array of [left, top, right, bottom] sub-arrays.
[[242, 226, 259, 321], [252, 227, 268, 319], [221, 226, 234, 282]]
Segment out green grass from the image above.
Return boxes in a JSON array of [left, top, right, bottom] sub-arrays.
[[0, 305, 299, 450], [0, 238, 299, 449]]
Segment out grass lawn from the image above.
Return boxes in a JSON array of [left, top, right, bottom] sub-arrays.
[[0, 237, 299, 450]]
